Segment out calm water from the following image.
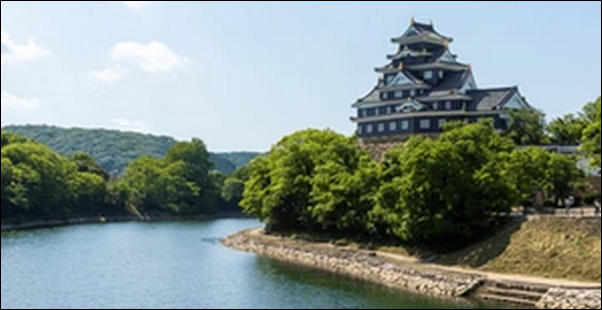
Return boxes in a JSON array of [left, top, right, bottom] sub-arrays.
[[1, 220, 509, 309]]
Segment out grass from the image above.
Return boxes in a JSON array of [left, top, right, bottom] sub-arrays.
[[437, 218, 601, 283], [267, 218, 601, 283]]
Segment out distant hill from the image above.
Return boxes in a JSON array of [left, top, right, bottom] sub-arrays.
[[2, 125, 260, 175]]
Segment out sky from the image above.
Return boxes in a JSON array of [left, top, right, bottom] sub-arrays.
[[1, 1, 601, 152]]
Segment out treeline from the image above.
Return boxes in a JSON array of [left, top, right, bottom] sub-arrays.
[[1, 133, 248, 223], [505, 97, 601, 147], [241, 112, 600, 246], [2, 125, 260, 175]]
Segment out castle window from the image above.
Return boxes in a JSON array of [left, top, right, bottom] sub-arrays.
[[410, 89, 416, 97], [445, 101, 452, 110], [382, 92, 389, 100], [395, 91, 403, 98], [401, 120, 409, 131], [420, 119, 431, 129], [378, 123, 385, 133], [375, 108, 380, 116], [358, 126, 363, 135], [424, 70, 433, 80], [389, 122, 397, 131], [359, 109, 364, 117], [438, 119, 447, 128], [367, 124, 373, 134], [438, 70, 444, 79], [433, 102, 439, 110], [387, 106, 392, 115]]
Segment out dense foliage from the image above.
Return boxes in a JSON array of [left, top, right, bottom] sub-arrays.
[[1, 133, 110, 220], [581, 98, 601, 169], [241, 123, 582, 246], [2, 125, 259, 175], [547, 114, 586, 145], [504, 110, 549, 146], [1, 133, 246, 222]]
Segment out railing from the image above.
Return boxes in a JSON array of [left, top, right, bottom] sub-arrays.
[[524, 207, 601, 219]]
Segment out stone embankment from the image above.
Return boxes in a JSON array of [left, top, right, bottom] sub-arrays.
[[537, 289, 601, 310], [223, 230, 483, 298], [223, 229, 601, 310]]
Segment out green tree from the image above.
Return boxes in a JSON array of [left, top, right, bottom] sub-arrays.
[[241, 130, 376, 234], [545, 153, 583, 206], [69, 172, 108, 216], [71, 153, 110, 181], [506, 147, 550, 205], [117, 139, 220, 216], [506, 147, 583, 207], [580, 98, 600, 124], [222, 167, 250, 211], [581, 98, 601, 169], [1, 132, 28, 148], [1, 142, 75, 219], [376, 121, 517, 244], [548, 114, 586, 145], [504, 109, 548, 146]]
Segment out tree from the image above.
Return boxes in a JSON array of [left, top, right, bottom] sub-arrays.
[[506, 147, 551, 205], [504, 109, 548, 146], [506, 147, 583, 207], [548, 114, 586, 145], [71, 153, 110, 181], [581, 98, 601, 169], [69, 172, 108, 216], [545, 153, 583, 206], [241, 129, 377, 234], [580, 99, 600, 124], [1, 132, 28, 148], [222, 167, 250, 211], [375, 121, 517, 244], [116, 139, 220, 216], [1, 142, 75, 219]]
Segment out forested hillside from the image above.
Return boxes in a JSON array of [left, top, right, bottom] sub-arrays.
[[2, 126, 259, 175]]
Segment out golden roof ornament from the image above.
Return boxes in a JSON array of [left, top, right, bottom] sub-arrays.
[[410, 16, 415, 26], [398, 62, 404, 70], [430, 20, 434, 27], [404, 45, 409, 51]]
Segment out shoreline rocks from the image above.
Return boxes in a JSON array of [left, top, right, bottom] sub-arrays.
[[537, 289, 601, 309], [222, 230, 602, 310], [222, 230, 483, 299]]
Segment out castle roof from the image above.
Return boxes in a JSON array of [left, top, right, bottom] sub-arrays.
[[467, 87, 519, 111]]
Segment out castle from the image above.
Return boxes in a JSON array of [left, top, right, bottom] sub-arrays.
[[352, 19, 536, 142]]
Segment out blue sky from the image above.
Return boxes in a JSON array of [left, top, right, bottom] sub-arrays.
[[1, 1, 601, 152]]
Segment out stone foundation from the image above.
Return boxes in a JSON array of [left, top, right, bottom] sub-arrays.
[[537, 289, 601, 309]]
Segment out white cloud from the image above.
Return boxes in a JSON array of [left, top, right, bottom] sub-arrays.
[[111, 118, 150, 133], [111, 41, 189, 75], [89, 67, 130, 84], [1, 30, 50, 65], [124, 1, 151, 11], [1, 92, 41, 110]]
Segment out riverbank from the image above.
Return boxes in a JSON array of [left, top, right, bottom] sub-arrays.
[[0, 213, 249, 232], [222, 229, 601, 309]]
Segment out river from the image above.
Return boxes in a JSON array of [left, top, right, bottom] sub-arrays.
[[1, 219, 511, 309]]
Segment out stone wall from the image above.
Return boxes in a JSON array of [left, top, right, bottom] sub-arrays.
[[223, 230, 602, 309], [537, 288, 601, 310], [223, 231, 482, 298]]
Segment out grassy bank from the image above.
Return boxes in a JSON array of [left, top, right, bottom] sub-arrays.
[[437, 218, 601, 283], [267, 218, 601, 284]]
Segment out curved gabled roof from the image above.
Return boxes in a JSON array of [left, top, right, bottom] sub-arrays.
[[467, 87, 518, 111]]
